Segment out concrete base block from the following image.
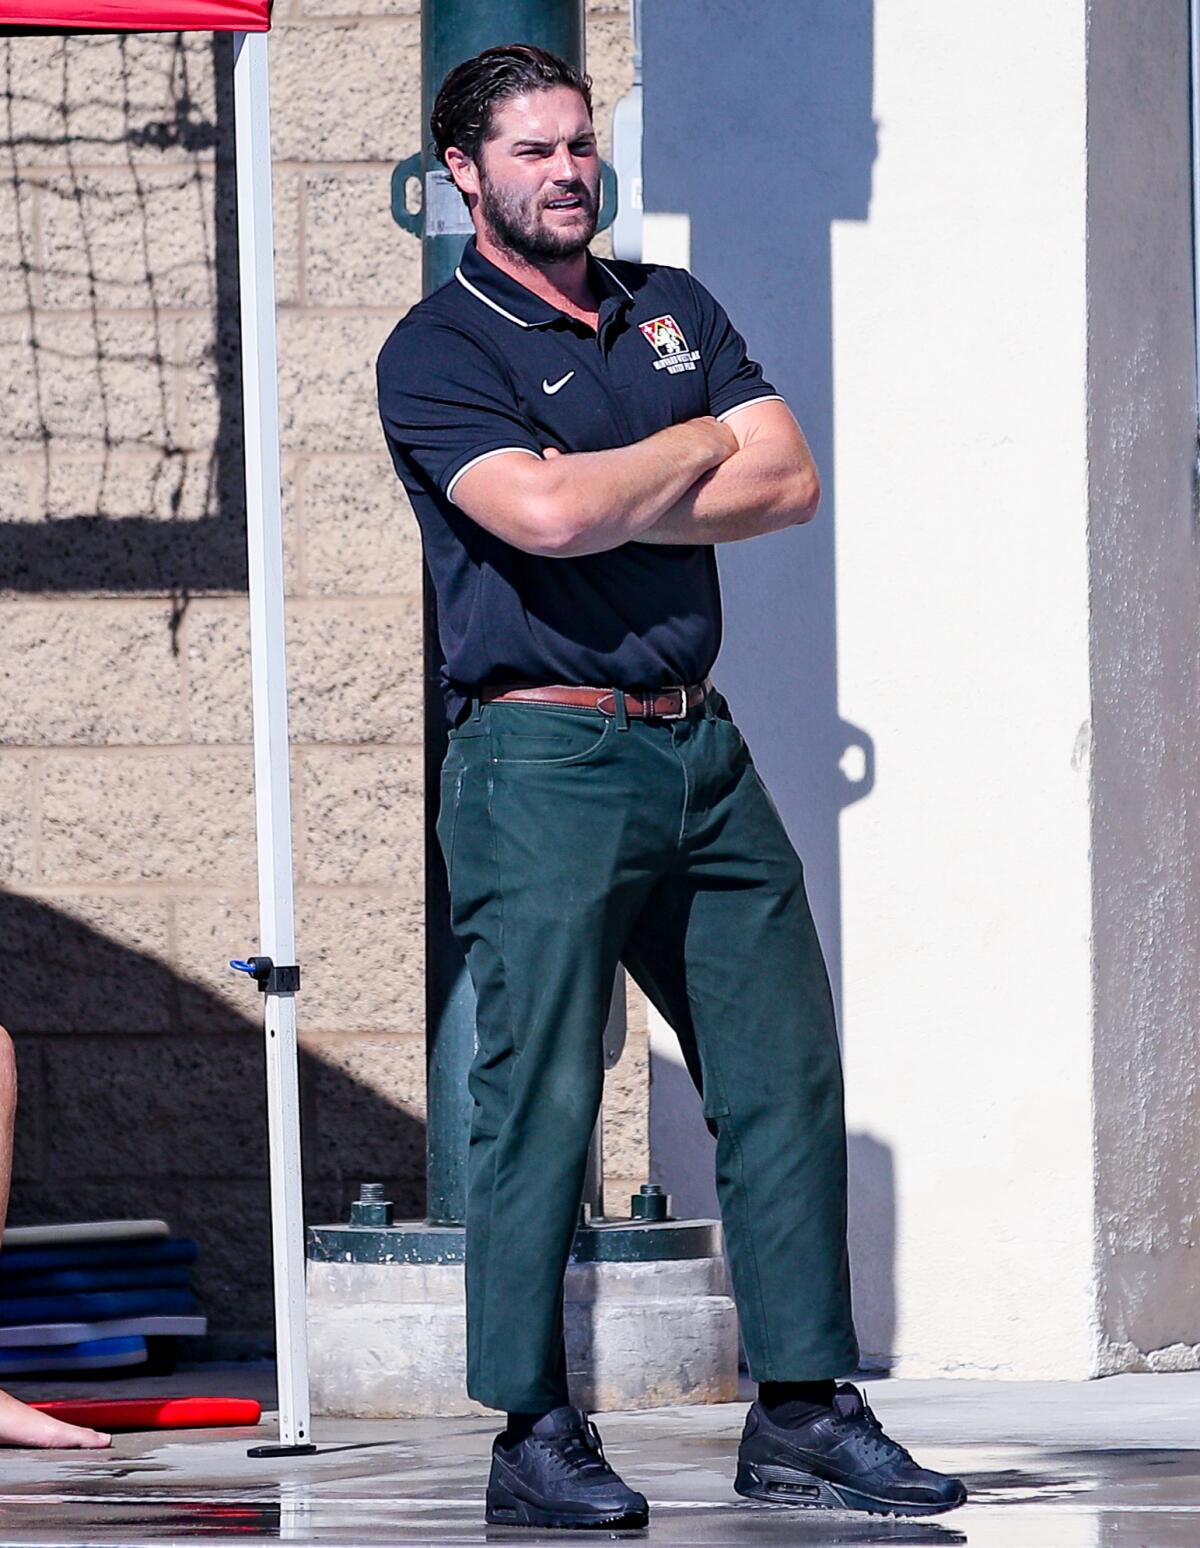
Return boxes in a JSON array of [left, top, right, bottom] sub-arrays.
[[307, 1254, 739, 1418]]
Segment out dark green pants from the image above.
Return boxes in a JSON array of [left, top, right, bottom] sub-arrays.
[[437, 685, 860, 1413]]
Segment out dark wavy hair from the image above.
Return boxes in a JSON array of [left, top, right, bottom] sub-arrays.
[[430, 43, 593, 167]]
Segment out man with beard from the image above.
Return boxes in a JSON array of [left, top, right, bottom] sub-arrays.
[[376, 43, 965, 1530]]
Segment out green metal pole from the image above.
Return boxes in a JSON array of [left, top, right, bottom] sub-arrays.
[[400, 0, 587, 1226]]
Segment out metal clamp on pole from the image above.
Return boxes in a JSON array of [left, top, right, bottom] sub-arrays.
[[230, 956, 301, 995]]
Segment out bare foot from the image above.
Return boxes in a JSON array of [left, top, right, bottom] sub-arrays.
[[0, 1389, 110, 1448]]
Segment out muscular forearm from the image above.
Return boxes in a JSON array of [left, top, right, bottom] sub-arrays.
[[634, 437, 820, 546], [452, 417, 736, 558], [534, 421, 733, 557]]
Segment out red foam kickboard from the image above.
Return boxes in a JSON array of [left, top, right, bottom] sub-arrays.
[[30, 1397, 261, 1431]]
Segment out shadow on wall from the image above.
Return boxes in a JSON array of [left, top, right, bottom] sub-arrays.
[[0, 32, 246, 605], [0, 889, 427, 1341], [0, 35, 422, 1344], [643, 0, 897, 1368], [649, 1059, 896, 1373], [846, 1132, 895, 1370]]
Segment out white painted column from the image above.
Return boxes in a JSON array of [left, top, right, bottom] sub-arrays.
[[829, 1, 1095, 1380], [644, 0, 1199, 1380]]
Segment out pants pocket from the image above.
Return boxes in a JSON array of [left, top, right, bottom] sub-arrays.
[[436, 765, 464, 872], [486, 707, 614, 768]]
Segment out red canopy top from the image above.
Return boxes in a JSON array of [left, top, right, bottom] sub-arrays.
[[0, 0, 268, 28]]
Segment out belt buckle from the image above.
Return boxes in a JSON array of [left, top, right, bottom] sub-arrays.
[[657, 685, 688, 721]]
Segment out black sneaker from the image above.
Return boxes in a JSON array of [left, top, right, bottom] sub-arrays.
[[485, 1404, 650, 1530], [735, 1381, 967, 1517]]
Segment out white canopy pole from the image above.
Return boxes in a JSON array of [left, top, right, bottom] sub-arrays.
[[232, 28, 313, 1456]]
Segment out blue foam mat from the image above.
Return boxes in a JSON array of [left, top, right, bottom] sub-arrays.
[[0, 1335, 147, 1375], [0, 1288, 194, 1327], [0, 1315, 205, 1348], [0, 1264, 191, 1297], [0, 1238, 198, 1278]]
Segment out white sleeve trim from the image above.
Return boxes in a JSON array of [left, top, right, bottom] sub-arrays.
[[446, 446, 541, 505], [716, 394, 785, 422]]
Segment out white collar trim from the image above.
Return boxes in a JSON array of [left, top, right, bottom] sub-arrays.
[[454, 267, 532, 328], [594, 258, 634, 300], [454, 256, 633, 326]]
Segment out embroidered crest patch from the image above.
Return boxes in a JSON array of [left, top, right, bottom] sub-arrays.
[[638, 314, 701, 374]]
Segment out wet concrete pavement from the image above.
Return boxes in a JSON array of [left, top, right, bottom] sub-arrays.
[[0, 1365, 1197, 1546]]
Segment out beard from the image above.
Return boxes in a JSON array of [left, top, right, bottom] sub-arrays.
[[478, 172, 599, 262]]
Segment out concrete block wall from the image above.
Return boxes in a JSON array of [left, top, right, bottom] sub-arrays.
[[0, 4, 640, 1344]]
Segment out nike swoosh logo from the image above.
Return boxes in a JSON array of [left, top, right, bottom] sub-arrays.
[[542, 371, 575, 395]]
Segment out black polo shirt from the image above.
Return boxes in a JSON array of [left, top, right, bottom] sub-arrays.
[[376, 236, 782, 727]]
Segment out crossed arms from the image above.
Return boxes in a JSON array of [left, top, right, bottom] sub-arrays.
[[451, 399, 820, 559]]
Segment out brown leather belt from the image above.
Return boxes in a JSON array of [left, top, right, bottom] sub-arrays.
[[479, 675, 714, 722]]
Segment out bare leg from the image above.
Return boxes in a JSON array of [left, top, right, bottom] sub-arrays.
[[0, 1027, 110, 1449]]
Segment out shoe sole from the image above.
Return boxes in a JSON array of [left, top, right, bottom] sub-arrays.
[[735, 1461, 966, 1518], [486, 1484, 648, 1531]]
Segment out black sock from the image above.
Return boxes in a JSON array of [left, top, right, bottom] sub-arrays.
[[758, 1379, 837, 1426], [502, 1409, 551, 1445]]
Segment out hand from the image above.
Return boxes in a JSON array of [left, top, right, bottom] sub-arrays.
[[685, 415, 739, 466]]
